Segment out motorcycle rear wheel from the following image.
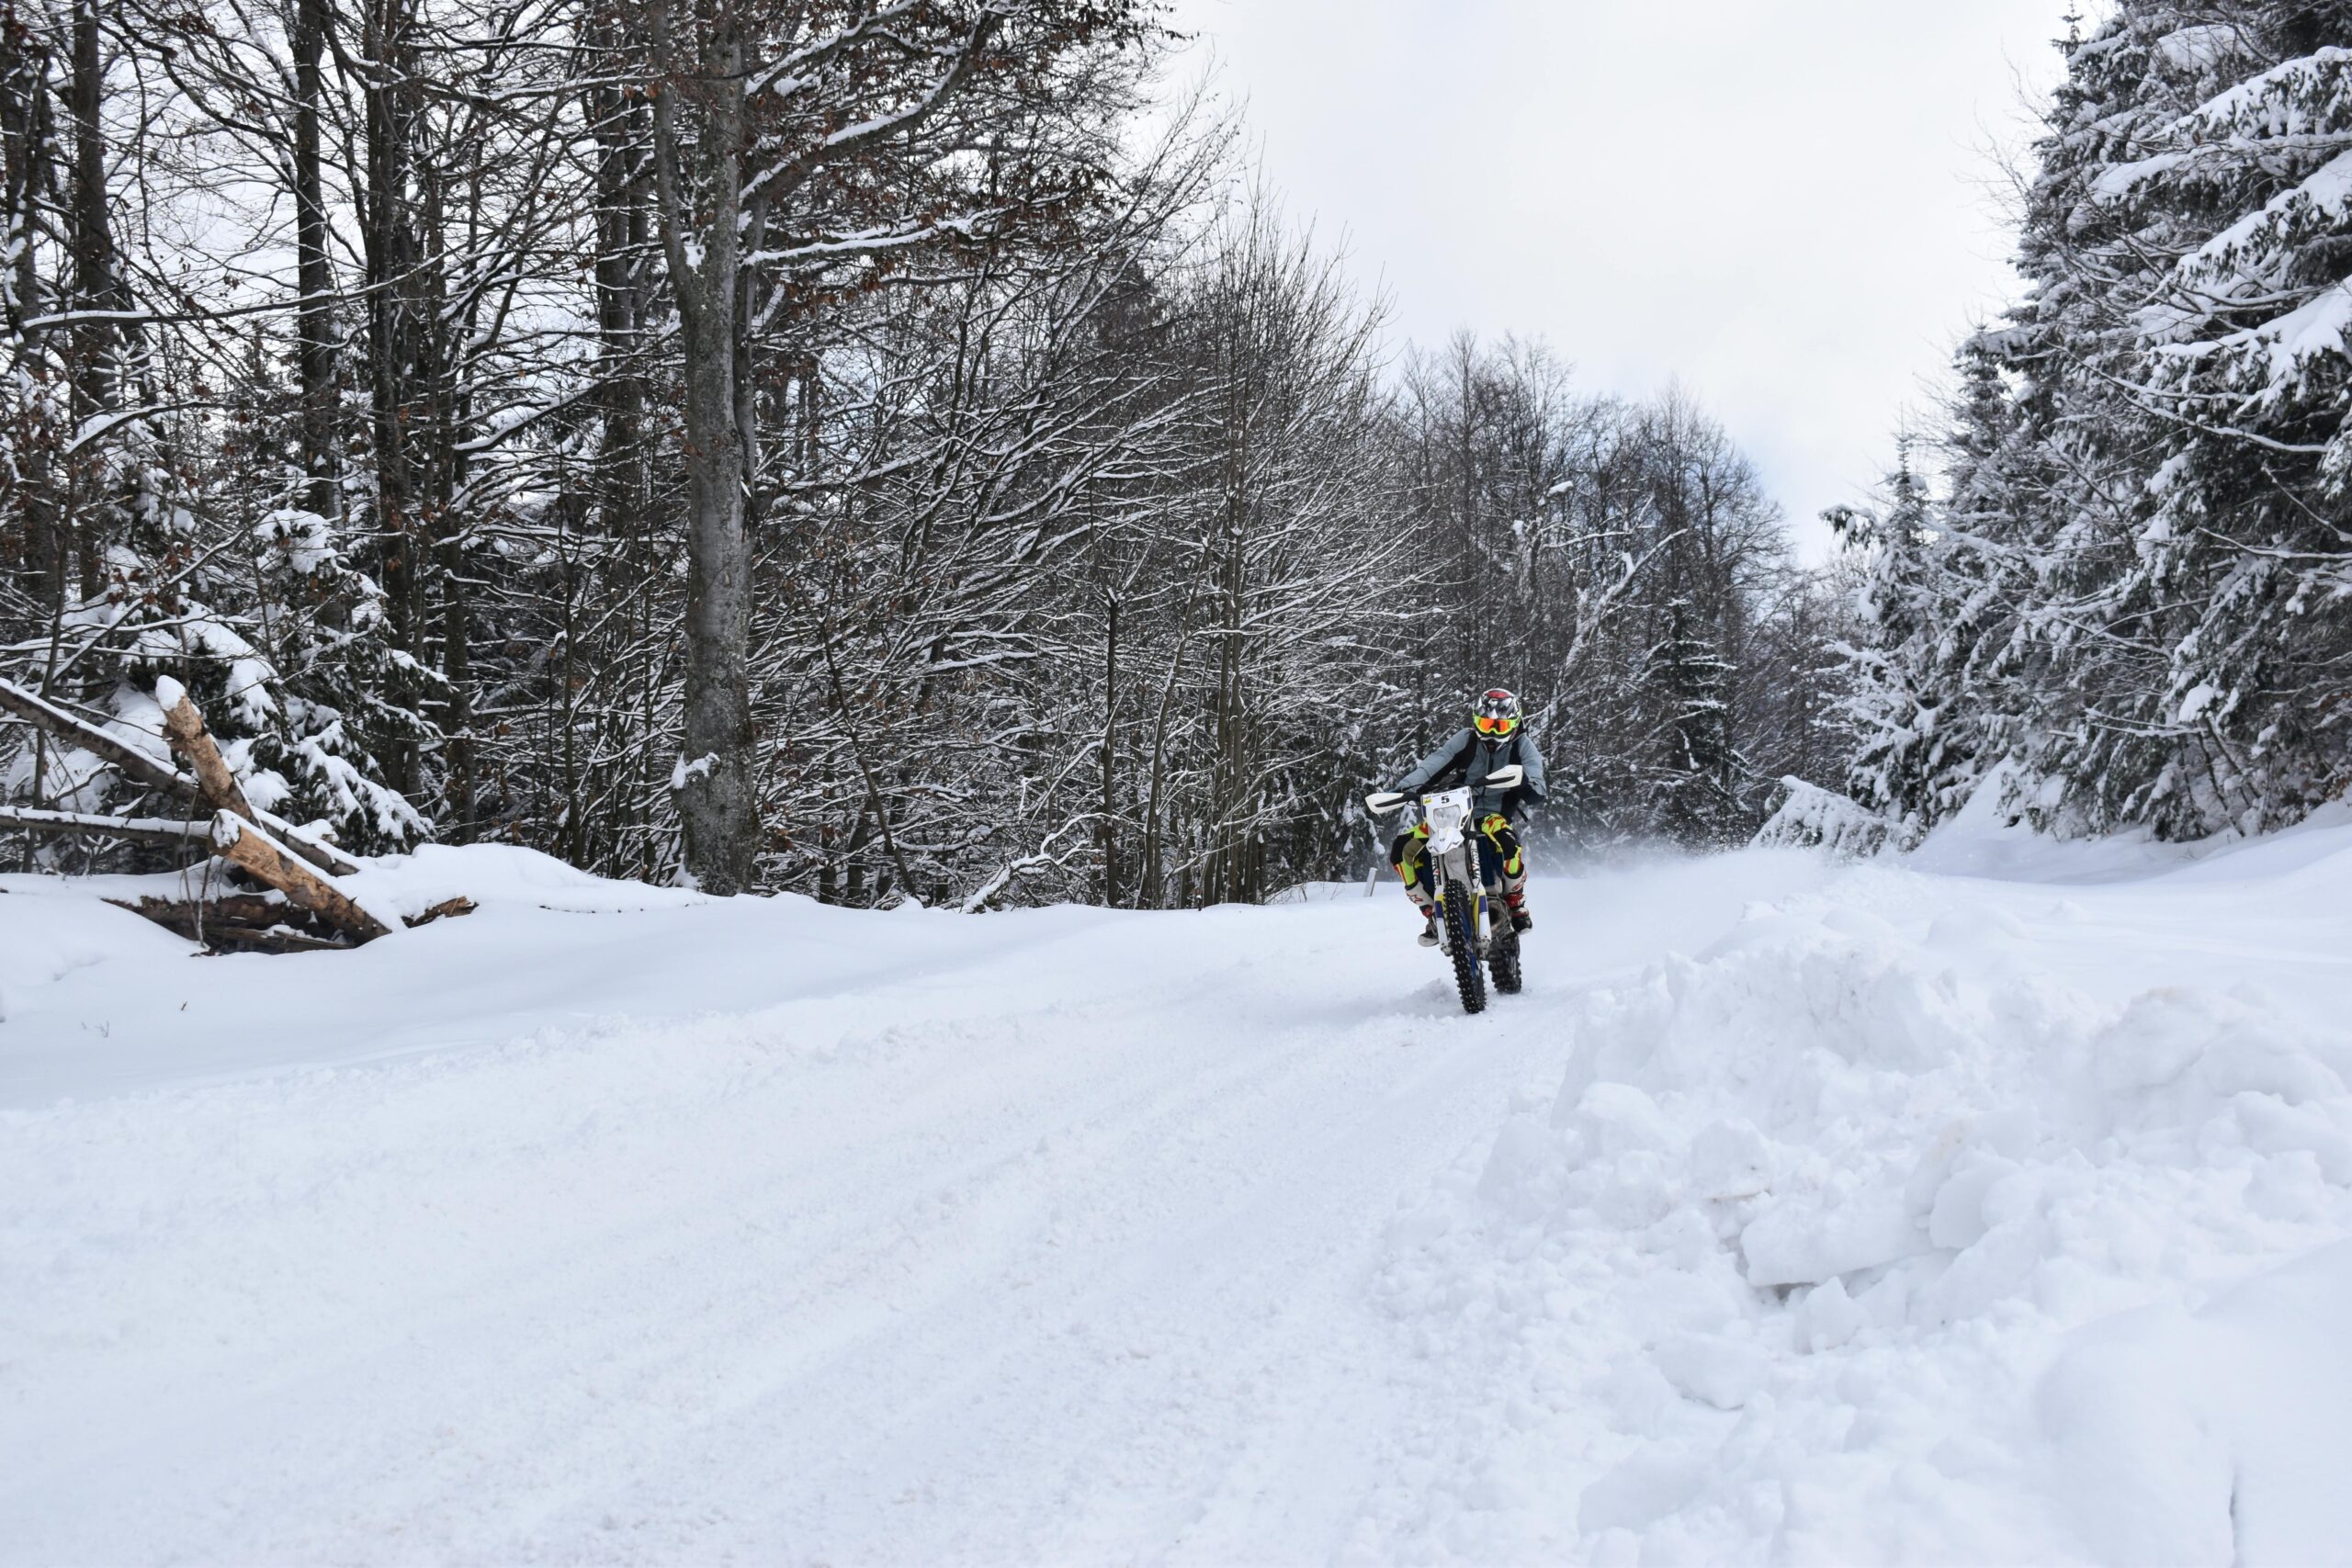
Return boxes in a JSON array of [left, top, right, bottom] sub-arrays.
[[1489, 919, 1523, 995]]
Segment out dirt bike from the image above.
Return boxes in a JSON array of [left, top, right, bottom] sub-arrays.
[[1366, 765, 1526, 1015]]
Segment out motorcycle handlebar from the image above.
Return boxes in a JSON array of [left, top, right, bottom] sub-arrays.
[[1369, 771, 1520, 818]]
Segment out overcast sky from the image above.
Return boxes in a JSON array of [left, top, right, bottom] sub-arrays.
[[1161, 0, 2081, 557]]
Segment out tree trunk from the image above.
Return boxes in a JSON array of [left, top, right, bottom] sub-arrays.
[[673, 236, 757, 894], [67, 0, 114, 605], [1100, 592, 1119, 907], [424, 158, 473, 834], [362, 0, 427, 795], [1140, 629, 1190, 910], [3, 21, 59, 615], [590, 51, 649, 539], [650, 0, 756, 893], [292, 0, 336, 522]]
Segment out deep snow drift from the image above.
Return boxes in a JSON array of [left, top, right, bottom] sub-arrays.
[[5, 814, 2351, 1564]]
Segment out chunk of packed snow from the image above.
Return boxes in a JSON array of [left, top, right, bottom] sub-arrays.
[[1373, 813, 2352, 1562]]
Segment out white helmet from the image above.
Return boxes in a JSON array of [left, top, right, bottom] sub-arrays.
[[1473, 687, 1521, 739]]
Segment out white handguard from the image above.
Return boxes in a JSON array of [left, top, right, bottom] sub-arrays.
[[1484, 764, 1525, 790], [1364, 790, 1408, 816]]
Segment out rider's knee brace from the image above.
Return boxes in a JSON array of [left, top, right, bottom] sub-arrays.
[[1477, 813, 1527, 886], [1390, 829, 1435, 903]]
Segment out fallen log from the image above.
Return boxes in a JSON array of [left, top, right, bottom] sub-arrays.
[[0, 676, 197, 801], [211, 814, 392, 942], [0, 806, 210, 845], [148, 678, 360, 877], [211, 926, 351, 954], [254, 810, 365, 878], [7, 680, 435, 945], [160, 892, 289, 925], [405, 896, 477, 929], [1, 677, 360, 877], [106, 894, 350, 953], [158, 680, 257, 824]]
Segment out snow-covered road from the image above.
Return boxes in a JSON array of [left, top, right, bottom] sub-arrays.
[[6, 821, 2352, 1563]]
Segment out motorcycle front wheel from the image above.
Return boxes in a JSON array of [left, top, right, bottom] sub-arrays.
[[1443, 878, 1487, 1014]]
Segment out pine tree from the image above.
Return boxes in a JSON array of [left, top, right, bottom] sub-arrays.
[[2074, 6, 2352, 831], [1646, 596, 1745, 845], [1849, 0, 2352, 840]]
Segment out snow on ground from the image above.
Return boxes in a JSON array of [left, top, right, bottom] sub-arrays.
[[4, 816, 2350, 1564]]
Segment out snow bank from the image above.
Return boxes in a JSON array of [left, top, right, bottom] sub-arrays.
[[1751, 776, 1912, 858], [1902, 767, 2352, 887], [341, 840, 716, 919], [1374, 872, 2352, 1562], [2041, 1239, 2352, 1564], [0, 877, 190, 1025]]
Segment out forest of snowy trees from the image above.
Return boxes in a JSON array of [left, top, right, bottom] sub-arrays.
[[1840, 0, 2352, 845], [0, 0, 1849, 908], [20, 0, 2346, 913]]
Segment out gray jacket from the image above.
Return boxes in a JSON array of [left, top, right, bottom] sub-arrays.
[[1394, 727, 1548, 820]]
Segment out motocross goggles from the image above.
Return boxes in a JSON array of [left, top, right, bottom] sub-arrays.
[[1475, 713, 1517, 736]]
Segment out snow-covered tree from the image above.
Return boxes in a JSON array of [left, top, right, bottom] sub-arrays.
[[1831, 445, 1999, 836], [2, 0, 1833, 894], [1844, 0, 2352, 840]]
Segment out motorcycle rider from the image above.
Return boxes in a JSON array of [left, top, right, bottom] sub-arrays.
[[1385, 688, 1546, 947]]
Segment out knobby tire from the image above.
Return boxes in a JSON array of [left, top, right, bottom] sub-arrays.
[[1445, 877, 1487, 1014], [1490, 919, 1523, 995]]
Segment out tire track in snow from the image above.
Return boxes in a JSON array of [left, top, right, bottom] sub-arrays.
[[5, 905, 1568, 1562], [6, 859, 1814, 1563]]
